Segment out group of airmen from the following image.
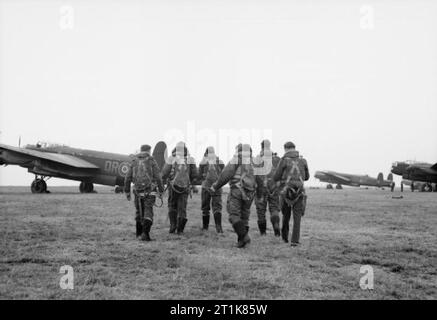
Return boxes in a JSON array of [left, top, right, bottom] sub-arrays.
[[124, 139, 309, 248]]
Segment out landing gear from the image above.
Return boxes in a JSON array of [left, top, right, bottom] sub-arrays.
[[335, 184, 343, 190], [114, 186, 124, 194], [31, 178, 47, 193], [401, 182, 404, 192], [390, 182, 395, 192], [422, 183, 433, 192], [79, 182, 94, 193], [326, 184, 333, 189]]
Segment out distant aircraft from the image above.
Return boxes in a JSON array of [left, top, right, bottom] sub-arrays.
[[0, 141, 167, 194], [391, 161, 437, 192], [314, 170, 395, 191]]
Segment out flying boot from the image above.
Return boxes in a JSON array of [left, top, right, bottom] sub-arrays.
[[271, 215, 281, 237], [233, 221, 250, 248], [141, 219, 153, 241], [214, 212, 223, 233], [258, 220, 267, 235], [177, 217, 188, 234], [202, 214, 210, 231], [169, 211, 177, 234]]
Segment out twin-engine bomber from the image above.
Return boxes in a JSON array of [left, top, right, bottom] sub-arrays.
[[391, 161, 437, 192], [0, 141, 167, 193], [314, 170, 395, 190]]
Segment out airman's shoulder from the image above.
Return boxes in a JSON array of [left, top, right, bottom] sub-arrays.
[[187, 156, 196, 165], [199, 157, 208, 166], [148, 156, 159, 164], [299, 157, 308, 166]]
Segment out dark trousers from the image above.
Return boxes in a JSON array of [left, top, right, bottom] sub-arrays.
[[281, 196, 305, 243], [168, 188, 188, 219], [255, 190, 280, 223], [134, 193, 155, 225], [227, 187, 253, 227], [201, 187, 222, 216]]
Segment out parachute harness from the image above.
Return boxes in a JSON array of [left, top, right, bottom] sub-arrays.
[[281, 158, 305, 208], [134, 185, 164, 208]]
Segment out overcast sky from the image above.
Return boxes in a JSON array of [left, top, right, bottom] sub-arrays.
[[1, 0, 436, 187]]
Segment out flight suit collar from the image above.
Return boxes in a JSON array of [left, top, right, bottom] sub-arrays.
[[284, 150, 299, 158], [137, 151, 151, 158]]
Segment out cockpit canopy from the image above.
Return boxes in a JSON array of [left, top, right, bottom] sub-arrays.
[[34, 141, 68, 149]]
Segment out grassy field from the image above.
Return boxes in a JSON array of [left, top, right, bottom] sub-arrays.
[[0, 186, 436, 300]]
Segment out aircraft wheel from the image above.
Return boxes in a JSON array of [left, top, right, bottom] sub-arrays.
[[114, 186, 123, 194], [79, 182, 94, 193], [326, 184, 333, 190], [335, 184, 343, 190], [31, 179, 47, 194]]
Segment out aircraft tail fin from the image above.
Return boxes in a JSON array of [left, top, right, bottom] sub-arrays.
[[387, 173, 393, 181], [152, 141, 167, 171], [377, 172, 383, 184]]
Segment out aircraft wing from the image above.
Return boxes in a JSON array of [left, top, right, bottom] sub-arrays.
[[0, 144, 99, 169], [325, 172, 352, 184]]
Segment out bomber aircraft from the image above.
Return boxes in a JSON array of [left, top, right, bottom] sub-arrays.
[[314, 170, 395, 191], [391, 161, 437, 192], [0, 141, 167, 193]]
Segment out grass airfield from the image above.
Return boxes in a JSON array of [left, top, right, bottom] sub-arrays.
[[0, 186, 436, 300]]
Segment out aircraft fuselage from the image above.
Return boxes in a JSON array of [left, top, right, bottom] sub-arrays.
[[0, 144, 132, 187], [26, 145, 132, 186], [314, 171, 393, 188]]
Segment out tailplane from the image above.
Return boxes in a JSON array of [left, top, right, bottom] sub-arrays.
[[152, 141, 167, 171]]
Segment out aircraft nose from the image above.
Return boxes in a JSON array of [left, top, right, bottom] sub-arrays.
[[391, 162, 399, 174]]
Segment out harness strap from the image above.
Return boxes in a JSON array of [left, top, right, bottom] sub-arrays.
[[170, 157, 191, 194], [135, 188, 163, 208], [283, 188, 304, 207], [234, 165, 255, 201]]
